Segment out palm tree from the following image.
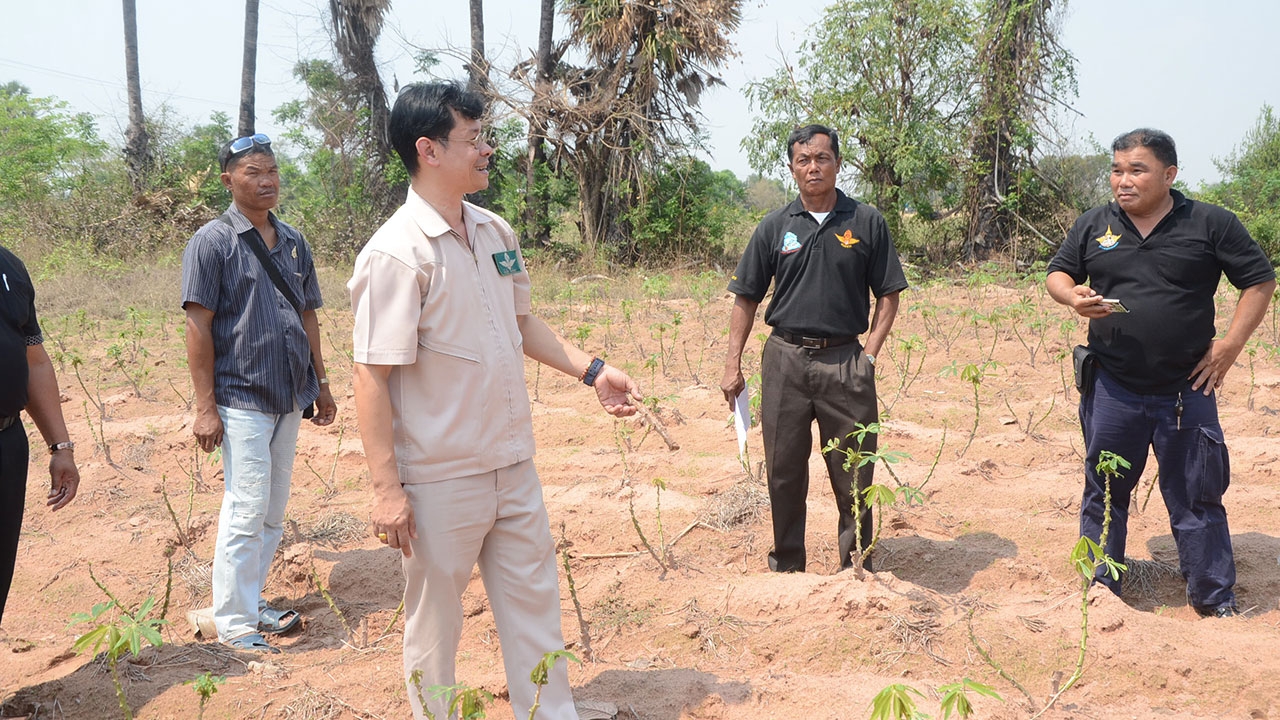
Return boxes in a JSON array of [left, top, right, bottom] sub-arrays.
[[467, 0, 489, 93], [522, 0, 557, 246], [329, 0, 393, 204], [238, 0, 260, 137], [548, 0, 743, 258], [121, 0, 152, 191]]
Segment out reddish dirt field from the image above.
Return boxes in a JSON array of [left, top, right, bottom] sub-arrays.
[[2, 268, 1279, 720]]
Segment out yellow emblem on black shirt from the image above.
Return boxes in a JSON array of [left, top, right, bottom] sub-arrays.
[[835, 229, 860, 248], [1095, 225, 1121, 250]]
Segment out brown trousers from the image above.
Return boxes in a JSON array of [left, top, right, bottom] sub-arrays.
[[760, 334, 878, 572]]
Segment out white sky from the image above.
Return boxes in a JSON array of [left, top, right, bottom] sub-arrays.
[[3, 0, 1277, 188]]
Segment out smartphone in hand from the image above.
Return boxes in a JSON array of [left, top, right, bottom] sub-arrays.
[[1100, 298, 1129, 313]]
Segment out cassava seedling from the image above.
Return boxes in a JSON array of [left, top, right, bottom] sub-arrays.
[[821, 422, 909, 578], [1031, 451, 1129, 719], [69, 567, 169, 720], [187, 672, 225, 720]]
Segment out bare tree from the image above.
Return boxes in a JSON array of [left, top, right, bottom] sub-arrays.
[[121, 0, 152, 191], [238, 0, 260, 137]]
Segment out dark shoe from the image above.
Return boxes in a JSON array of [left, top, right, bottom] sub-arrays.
[[224, 632, 281, 653], [258, 605, 301, 635], [1196, 604, 1239, 618]]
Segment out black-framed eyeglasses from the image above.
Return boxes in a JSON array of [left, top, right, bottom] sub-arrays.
[[228, 133, 271, 156]]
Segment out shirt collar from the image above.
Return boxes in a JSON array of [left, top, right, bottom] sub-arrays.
[[786, 189, 857, 217], [406, 188, 494, 240], [226, 203, 291, 243]]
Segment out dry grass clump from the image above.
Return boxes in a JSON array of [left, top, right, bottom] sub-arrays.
[[302, 511, 367, 547], [698, 477, 767, 531], [1122, 556, 1182, 600]]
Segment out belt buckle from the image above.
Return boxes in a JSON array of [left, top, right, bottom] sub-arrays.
[[800, 336, 825, 349]]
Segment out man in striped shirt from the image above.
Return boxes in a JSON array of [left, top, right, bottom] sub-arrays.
[[181, 134, 337, 653]]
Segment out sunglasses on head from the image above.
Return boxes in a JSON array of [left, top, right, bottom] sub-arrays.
[[228, 133, 271, 156]]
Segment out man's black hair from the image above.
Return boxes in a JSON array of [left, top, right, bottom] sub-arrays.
[[218, 141, 274, 173], [389, 81, 487, 176], [787, 124, 841, 163], [1112, 128, 1178, 168]]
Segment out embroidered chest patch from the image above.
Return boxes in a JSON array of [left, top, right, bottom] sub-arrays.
[[492, 249, 522, 276], [1095, 225, 1122, 251], [835, 229, 860, 248], [780, 231, 802, 255]]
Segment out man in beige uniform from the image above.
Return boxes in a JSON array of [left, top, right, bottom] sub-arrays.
[[349, 81, 641, 720]]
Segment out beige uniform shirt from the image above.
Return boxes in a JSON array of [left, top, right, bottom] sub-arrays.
[[349, 189, 534, 483]]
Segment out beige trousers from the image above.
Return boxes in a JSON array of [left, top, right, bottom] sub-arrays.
[[401, 459, 574, 720]]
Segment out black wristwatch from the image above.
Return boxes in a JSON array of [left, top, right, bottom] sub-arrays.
[[49, 440, 75, 453]]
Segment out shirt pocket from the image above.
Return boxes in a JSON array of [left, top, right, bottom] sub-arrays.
[[403, 337, 485, 466], [1154, 239, 1217, 288]]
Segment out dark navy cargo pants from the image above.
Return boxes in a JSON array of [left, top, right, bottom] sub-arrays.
[[1079, 367, 1235, 612]]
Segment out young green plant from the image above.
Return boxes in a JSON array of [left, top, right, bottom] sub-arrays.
[[69, 567, 169, 720], [821, 422, 909, 578]]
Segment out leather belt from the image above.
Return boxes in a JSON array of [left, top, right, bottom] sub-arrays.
[[773, 329, 859, 349], [0, 415, 18, 432]]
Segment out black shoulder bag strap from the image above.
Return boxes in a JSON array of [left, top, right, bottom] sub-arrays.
[[217, 212, 316, 418]]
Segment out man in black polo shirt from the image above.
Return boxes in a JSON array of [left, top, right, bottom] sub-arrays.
[[1047, 128, 1276, 618], [721, 124, 908, 573], [0, 246, 80, 628]]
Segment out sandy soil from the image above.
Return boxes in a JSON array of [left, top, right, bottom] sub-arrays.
[[3, 273, 1280, 720]]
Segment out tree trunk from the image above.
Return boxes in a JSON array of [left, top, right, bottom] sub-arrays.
[[523, 0, 556, 247], [237, 0, 260, 137], [868, 162, 903, 243], [121, 0, 151, 192], [467, 0, 488, 93], [329, 0, 393, 208]]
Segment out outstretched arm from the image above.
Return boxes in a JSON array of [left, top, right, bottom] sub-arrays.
[[517, 313, 641, 416]]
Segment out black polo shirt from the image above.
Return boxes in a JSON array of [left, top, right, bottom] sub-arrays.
[[727, 190, 908, 337], [0, 247, 42, 417], [1047, 189, 1275, 394]]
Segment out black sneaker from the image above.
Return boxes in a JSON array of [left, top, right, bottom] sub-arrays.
[[1197, 604, 1239, 618]]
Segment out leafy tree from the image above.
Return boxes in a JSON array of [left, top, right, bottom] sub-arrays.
[[744, 0, 974, 240], [743, 174, 789, 212], [0, 84, 105, 207], [1199, 104, 1280, 262], [274, 59, 403, 257], [621, 157, 747, 262], [1036, 151, 1111, 217]]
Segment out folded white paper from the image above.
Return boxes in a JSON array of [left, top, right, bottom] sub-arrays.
[[733, 385, 750, 461]]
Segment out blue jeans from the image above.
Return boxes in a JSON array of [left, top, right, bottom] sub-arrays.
[[213, 406, 303, 641], [1080, 368, 1235, 611]]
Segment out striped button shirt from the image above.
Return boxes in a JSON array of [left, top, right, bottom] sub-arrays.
[[181, 204, 322, 414]]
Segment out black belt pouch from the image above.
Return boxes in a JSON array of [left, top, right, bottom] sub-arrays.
[[1072, 345, 1097, 395]]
